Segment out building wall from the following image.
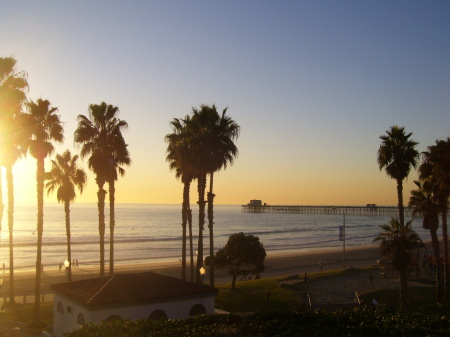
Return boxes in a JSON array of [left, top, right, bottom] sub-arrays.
[[53, 293, 215, 336]]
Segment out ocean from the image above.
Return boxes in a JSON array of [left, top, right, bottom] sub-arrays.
[[0, 203, 432, 273]]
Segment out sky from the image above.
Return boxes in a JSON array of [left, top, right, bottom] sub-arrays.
[[1, 1, 449, 206]]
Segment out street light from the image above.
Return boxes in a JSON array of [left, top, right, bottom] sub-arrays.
[[64, 260, 70, 281], [199, 267, 206, 284]]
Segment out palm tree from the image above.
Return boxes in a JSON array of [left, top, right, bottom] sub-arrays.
[[106, 135, 130, 275], [166, 116, 197, 281], [409, 180, 443, 303], [0, 56, 28, 304], [45, 150, 87, 281], [419, 138, 450, 298], [74, 102, 128, 276], [196, 106, 239, 287], [373, 218, 423, 310], [377, 126, 419, 227], [26, 98, 63, 325]]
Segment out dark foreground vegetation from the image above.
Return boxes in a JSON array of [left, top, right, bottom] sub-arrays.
[[64, 305, 449, 337]]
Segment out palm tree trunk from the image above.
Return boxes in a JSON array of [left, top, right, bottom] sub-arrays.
[[397, 179, 405, 227], [109, 180, 115, 276], [430, 228, 444, 303], [181, 181, 190, 281], [441, 209, 449, 299], [196, 173, 207, 284], [6, 164, 14, 304], [0, 161, 4, 238], [34, 157, 45, 324], [399, 265, 408, 310], [188, 206, 194, 283], [207, 172, 215, 287], [65, 200, 72, 282], [97, 183, 107, 277]]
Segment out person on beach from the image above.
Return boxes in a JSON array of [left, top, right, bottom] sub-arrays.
[[303, 273, 308, 287], [319, 260, 323, 270]]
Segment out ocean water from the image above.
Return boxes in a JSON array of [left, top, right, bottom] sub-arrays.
[[0, 203, 432, 272]]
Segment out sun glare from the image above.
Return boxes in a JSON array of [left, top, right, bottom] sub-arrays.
[[1, 158, 38, 206]]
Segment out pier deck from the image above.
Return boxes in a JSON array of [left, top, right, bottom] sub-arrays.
[[241, 205, 416, 217]]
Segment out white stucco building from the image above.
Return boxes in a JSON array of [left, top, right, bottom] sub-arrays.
[[51, 271, 217, 336]]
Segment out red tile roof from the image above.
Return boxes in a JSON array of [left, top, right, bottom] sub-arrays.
[[51, 271, 217, 308]]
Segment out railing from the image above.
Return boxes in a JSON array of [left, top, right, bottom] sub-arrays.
[[241, 205, 418, 217]]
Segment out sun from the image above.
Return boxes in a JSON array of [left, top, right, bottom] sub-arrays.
[[1, 157, 37, 206]]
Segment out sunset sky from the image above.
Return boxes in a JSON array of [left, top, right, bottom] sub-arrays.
[[1, 1, 449, 206]]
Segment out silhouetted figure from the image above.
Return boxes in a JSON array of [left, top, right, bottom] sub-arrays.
[[369, 272, 373, 282], [303, 273, 308, 287], [265, 289, 270, 302], [319, 260, 323, 270]]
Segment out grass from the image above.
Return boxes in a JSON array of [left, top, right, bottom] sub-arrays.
[[1, 302, 53, 324], [359, 285, 437, 309], [215, 276, 305, 313]]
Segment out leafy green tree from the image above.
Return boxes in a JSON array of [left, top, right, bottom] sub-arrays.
[[418, 138, 450, 298], [45, 150, 87, 281], [409, 180, 443, 303], [377, 126, 419, 227], [0, 57, 28, 303], [206, 232, 266, 289], [26, 98, 64, 325], [74, 102, 129, 276], [373, 218, 423, 310]]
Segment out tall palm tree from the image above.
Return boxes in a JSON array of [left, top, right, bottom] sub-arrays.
[[45, 150, 86, 281], [0, 56, 28, 304], [2, 113, 28, 304], [409, 180, 443, 303], [377, 126, 419, 227], [166, 116, 197, 281], [195, 106, 239, 287], [74, 102, 128, 277], [373, 218, 423, 310], [419, 138, 450, 298], [26, 98, 64, 325], [106, 135, 130, 275]]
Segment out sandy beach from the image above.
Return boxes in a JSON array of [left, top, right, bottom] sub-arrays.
[[0, 244, 386, 305]]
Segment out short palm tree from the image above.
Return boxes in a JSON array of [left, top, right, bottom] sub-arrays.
[[377, 126, 419, 227], [74, 102, 128, 276], [409, 180, 443, 303], [26, 98, 64, 325], [0, 56, 28, 304], [45, 150, 87, 281], [419, 138, 450, 297], [373, 218, 423, 310]]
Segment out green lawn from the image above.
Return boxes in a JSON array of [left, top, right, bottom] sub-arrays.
[[1, 302, 53, 324]]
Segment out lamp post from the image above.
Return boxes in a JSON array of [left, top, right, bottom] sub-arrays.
[[64, 260, 70, 281], [199, 267, 206, 284], [342, 213, 346, 270], [334, 208, 346, 270]]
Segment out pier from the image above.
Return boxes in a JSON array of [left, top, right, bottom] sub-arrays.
[[241, 204, 416, 218]]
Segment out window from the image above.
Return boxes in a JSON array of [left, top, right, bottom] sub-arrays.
[[77, 313, 86, 325], [148, 309, 167, 320], [56, 302, 64, 314], [189, 304, 206, 316]]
